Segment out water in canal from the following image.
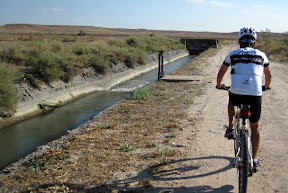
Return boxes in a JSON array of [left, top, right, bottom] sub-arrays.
[[0, 55, 193, 170]]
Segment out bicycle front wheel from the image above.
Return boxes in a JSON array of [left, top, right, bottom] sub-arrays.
[[238, 131, 249, 193]]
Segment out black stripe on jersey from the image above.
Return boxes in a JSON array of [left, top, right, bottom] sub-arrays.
[[230, 54, 264, 66]]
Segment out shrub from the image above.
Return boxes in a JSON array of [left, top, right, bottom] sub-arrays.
[[107, 38, 126, 48], [0, 63, 16, 117], [284, 32, 288, 45], [50, 42, 63, 53], [256, 39, 288, 62], [0, 35, 184, 85], [124, 54, 137, 68], [71, 43, 91, 56], [87, 55, 110, 74], [27, 52, 65, 83], [77, 30, 86, 36], [131, 88, 151, 100], [63, 37, 76, 42], [124, 48, 146, 68], [126, 37, 141, 48], [0, 44, 26, 65]]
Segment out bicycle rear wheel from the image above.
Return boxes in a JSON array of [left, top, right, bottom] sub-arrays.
[[238, 131, 249, 193]]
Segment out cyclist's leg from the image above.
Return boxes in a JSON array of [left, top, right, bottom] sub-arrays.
[[250, 121, 260, 159], [228, 99, 237, 128], [249, 95, 262, 160], [228, 92, 239, 128]]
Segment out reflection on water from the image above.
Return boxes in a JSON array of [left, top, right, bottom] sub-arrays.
[[0, 55, 193, 170]]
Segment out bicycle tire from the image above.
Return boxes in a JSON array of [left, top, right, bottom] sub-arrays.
[[238, 131, 249, 193], [234, 128, 239, 155], [233, 117, 240, 155]]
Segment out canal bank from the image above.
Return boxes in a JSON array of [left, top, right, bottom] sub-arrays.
[[0, 50, 188, 129], [0, 46, 221, 192]]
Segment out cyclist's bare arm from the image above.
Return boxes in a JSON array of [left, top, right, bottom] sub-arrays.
[[264, 66, 272, 90], [216, 63, 229, 89]]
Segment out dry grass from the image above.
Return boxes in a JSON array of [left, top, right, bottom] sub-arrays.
[[0, 47, 217, 192]]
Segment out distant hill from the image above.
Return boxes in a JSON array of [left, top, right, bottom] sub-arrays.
[[0, 24, 285, 40]]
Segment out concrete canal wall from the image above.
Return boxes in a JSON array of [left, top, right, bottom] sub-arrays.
[[181, 38, 218, 55]]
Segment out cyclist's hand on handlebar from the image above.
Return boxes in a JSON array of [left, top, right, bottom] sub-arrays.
[[216, 84, 230, 91], [262, 85, 271, 91]]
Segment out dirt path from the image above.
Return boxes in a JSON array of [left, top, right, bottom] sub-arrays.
[[121, 44, 288, 192]]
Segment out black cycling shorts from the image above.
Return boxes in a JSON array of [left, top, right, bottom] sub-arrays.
[[229, 92, 262, 123]]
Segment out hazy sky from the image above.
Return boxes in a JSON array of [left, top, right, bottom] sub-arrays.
[[0, 0, 287, 33]]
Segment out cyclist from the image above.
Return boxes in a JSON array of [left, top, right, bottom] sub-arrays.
[[216, 27, 272, 172]]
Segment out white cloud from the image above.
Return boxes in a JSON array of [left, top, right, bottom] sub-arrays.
[[185, 0, 205, 4], [209, 1, 232, 6], [52, 8, 64, 12]]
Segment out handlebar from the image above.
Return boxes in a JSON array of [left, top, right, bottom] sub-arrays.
[[216, 84, 270, 91], [262, 86, 271, 91]]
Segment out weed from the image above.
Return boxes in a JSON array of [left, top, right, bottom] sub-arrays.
[[102, 124, 114, 129], [146, 142, 157, 148], [30, 159, 45, 171], [131, 88, 151, 101], [120, 144, 137, 152]]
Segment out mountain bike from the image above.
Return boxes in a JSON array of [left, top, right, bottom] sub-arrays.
[[217, 85, 270, 193]]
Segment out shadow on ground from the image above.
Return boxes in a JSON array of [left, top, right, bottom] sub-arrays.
[[109, 155, 235, 193], [23, 156, 235, 193]]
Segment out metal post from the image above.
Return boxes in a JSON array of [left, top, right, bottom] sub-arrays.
[[158, 50, 165, 80], [161, 53, 164, 78], [158, 51, 161, 80]]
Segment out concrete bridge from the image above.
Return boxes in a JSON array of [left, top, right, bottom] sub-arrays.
[[180, 38, 218, 55]]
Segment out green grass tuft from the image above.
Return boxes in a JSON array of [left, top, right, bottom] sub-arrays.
[[131, 88, 152, 101]]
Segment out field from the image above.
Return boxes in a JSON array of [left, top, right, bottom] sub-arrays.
[[0, 24, 286, 42]]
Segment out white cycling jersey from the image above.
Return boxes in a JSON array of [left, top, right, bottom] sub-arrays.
[[223, 47, 269, 96]]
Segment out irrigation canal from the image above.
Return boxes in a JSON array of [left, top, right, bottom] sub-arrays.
[[0, 55, 194, 170]]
